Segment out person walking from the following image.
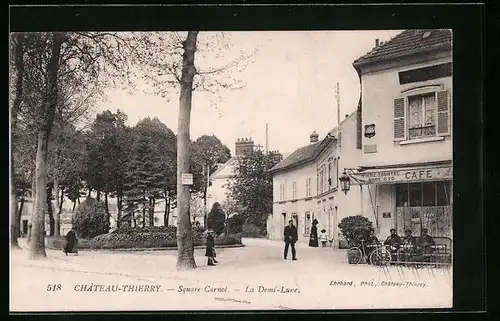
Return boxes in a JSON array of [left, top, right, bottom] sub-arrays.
[[284, 220, 298, 260], [309, 219, 319, 247], [205, 229, 218, 266]]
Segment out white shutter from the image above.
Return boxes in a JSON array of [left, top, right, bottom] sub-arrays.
[[437, 90, 451, 136], [394, 97, 406, 141]]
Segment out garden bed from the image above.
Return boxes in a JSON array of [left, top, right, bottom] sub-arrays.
[[46, 226, 242, 250]]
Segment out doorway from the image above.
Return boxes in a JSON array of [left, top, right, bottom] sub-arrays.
[[22, 220, 28, 235]]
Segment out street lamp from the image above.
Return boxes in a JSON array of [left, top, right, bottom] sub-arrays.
[[339, 170, 351, 195]]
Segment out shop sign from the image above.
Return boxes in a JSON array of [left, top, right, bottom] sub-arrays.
[[350, 166, 452, 185]]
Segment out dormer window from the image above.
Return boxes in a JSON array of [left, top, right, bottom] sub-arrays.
[[422, 31, 432, 39]]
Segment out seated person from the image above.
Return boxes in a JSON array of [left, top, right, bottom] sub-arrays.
[[400, 229, 417, 260], [384, 228, 401, 253], [416, 228, 435, 260]]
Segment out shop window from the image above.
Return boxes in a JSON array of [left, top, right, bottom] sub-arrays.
[[396, 184, 409, 207], [436, 181, 451, 206], [409, 183, 422, 206], [422, 182, 436, 206]]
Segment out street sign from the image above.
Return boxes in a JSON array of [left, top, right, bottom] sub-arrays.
[[181, 173, 193, 185]]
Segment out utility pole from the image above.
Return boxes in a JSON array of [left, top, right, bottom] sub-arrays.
[[335, 81, 340, 127], [204, 163, 210, 229], [265, 123, 269, 154]]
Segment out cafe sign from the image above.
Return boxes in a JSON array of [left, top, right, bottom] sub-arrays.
[[350, 166, 452, 185]]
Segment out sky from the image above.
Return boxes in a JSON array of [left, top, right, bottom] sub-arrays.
[[95, 30, 403, 156]]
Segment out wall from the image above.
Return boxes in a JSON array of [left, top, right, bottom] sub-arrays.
[[270, 162, 317, 241], [360, 55, 453, 166]]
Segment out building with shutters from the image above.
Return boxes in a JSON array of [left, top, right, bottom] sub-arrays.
[[207, 138, 283, 214], [268, 113, 362, 246], [348, 29, 453, 239]]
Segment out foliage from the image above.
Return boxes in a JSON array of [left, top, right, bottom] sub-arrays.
[[242, 222, 266, 238], [227, 214, 244, 234], [207, 202, 226, 235], [338, 215, 374, 248], [227, 149, 281, 235], [73, 198, 110, 239]]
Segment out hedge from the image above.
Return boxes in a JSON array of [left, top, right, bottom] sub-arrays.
[[47, 226, 242, 250]]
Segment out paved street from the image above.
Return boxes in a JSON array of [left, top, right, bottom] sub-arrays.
[[10, 238, 452, 311]]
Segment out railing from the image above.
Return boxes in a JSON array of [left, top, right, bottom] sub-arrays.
[[408, 125, 436, 139]]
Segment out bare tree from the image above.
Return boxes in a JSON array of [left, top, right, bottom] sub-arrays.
[[133, 31, 256, 270]]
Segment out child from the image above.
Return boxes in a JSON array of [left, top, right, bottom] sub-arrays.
[[205, 229, 218, 266], [319, 229, 328, 247]]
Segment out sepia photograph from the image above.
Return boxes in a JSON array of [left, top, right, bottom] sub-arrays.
[[9, 27, 453, 311]]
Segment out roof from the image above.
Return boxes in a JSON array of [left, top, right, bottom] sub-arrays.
[[210, 157, 239, 179], [353, 29, 452, 67]]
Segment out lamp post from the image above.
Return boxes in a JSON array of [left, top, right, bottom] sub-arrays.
[[339, 170, 351, 195]]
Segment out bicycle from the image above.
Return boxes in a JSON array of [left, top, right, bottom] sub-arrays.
[[347, 240, 392, 266]]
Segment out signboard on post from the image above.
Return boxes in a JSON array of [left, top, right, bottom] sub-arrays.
[[181, 173, 193, 186]]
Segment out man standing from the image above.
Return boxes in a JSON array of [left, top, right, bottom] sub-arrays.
[[284, 220, 298, 260]]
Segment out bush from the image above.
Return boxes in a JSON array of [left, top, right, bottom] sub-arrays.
[[46, 225, 242, 250], [207, 202, 226, 235], [242, 222, 266, 238], [338, 215, 374, 248], [227, 214, 244, 234], [73, 198, 110, 239]]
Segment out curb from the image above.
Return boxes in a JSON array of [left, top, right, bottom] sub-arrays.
[[45, 243, 246, 252]]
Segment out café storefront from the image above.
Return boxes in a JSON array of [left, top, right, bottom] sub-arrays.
[[350, 162, 453, 239]]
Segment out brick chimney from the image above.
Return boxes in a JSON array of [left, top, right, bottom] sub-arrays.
[[235, 138, 254, 156], [269, 150, 283, 164], [310, 131, 319, 144]]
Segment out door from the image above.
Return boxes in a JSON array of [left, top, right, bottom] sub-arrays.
[[22, 220, 28, 235]]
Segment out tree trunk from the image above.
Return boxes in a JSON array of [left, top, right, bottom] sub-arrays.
[[72, 199, 77, 211], [104, 191, 110, 226], [77, 196, 80, 204], [47, 184, 55, 236], [117, 195, 122, 228], [142, 194, 146, 228], [10, 33, 26, 249], [10, 192, 20, 248], [58, 187, 64, 214], [133, 213, 137, 228], [149, 197, 156, 227], [97, 189, 101, 202], [29, 32, 63, 259], [164, 189, 169, 226], [176, 31, 199, 270], [88, 189, 91, 198], [53, 178, 60, 237], [18, 197, 25, 237]]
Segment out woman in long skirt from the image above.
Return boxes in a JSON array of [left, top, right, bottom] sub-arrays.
[[205, 229, 218, 266], [309, 219, 319, 247], [64, 229, 78, 255]]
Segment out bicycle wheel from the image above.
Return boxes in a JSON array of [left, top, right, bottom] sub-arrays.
[[347, 247, 363, 264], [370, 248, 392, 266]]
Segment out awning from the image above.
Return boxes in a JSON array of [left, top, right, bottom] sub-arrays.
[[350, 165, 452, 185]]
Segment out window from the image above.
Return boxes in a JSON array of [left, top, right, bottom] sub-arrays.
[[408, 93, 436, 138], [279, 183, 285, 201], [318, 168, 323, 194], [292, 181, 297, 199], [323, 167, 328, 192], [306, 177, 312, 197], [396, 181, 451, 207], [393, 89, 450, 141], [328, 162, 332, 188], [305, 212, 311, 235], [333, 159, 338, 187]]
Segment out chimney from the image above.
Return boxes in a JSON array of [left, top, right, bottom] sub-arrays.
[[310, 131, 319, 144], [235, 137, 254, 156], [269, 150, 283, 164], [375, 38, 380, 47]]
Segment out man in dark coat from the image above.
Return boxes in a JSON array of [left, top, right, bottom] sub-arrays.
[[384, 229, 402, 250], [284, 220, 298, 260], [417, 228, 435, 259], [63, 229, 78, 255]]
